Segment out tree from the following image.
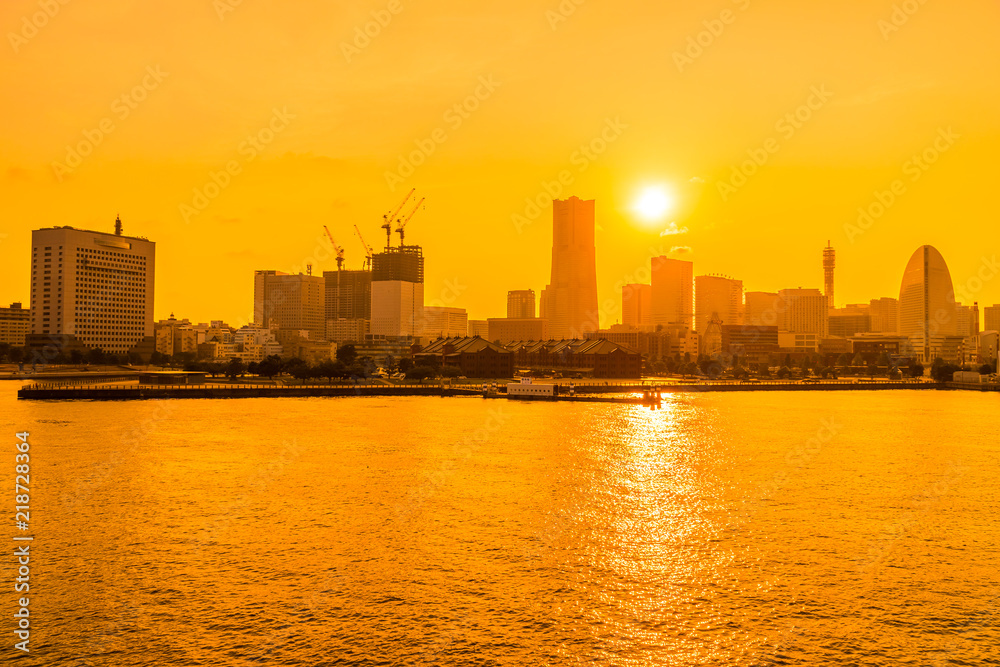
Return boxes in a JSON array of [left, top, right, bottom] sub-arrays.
[[440, 366, 462, 378], [837, 352, 852, 367], [398, 358, 414, 374], [979, 363, 994, 375], [70, 349, 85, 365], [406, 365, 435, 381], [316, 359, 340, 383], [777, 366, 791, 379], [149, 350, 169, 366], [86, 348, 106, 365], [909, 362, 925, 378], [930, 357, 961, 382], [382, 354, 397, 373], [336, 344, 357, 366], [226, 357, 245, 381], [285, 357, 312, 381], [257, 355, 283, 379]]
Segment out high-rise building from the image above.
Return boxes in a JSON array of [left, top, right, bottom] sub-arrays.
[[869, 297, 899, 333], [828, 305, 871, 338], [539, 197, 599, 338], [324, 269, 371, 321], [621, 283, 652, 329], [695, 275, 743, 333], [823, 241, 836, 310], [777, 288, 828, 336], [506, 290, 536, 319], [370, 246, 424, 336], [0, 303, 30, 346], [423, 306, 468, 338], [651, 257, 693, 330], [898, 245, 960, 363], [253, 270, 325, 341], [744, 291, 782, 328], [30, 218, 155, 354], [984, 304, 1000, 333], [468, 320, 489, 338], [956, 302, 980, 337]]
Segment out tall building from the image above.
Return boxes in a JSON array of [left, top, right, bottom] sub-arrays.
[[695, 275, 743, 333], [423, 306, 468, 338], [984, 304, 1000, 333], [744, 291, 781, 328], [828, 305, 871, 338], [506, 290, 536, 319], [823, 241, 836, 310], [0, 303, 30, 346], [651, 257, 693, 329], [253, 270, 325, 341], [324, 269, 371, 321], [468, 319, 489, 338], [370, 246, 424, 336], [869, 297, 899, 333], [898, 245, 960, 363], [621, 283, 652, 329], [777, 288, 828, 336], [539, 197, 599, 338], [956, 302, 980, 337], [30, 218, 155, 354]]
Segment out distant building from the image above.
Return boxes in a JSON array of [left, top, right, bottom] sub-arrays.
[[720, 325, 779, 365], [744, 292, 782, 328], [651, 257, 693, 329], [828, 306, 871, 338], [326, 318, 369, 344], [30, 218, 155, 355], [467, 319, 489, 338], [777, 288, 828, 336], [983, 305, 1000, 334], [850, 334, 912, 362], [154, 315, 198, 357], [504, 339, 642, 378], [371, 246, 424, 337], [506, 290, 536, 319], [696, 275, 743, 354], [869, 297, 899, 333], [823, 242, 836, 310], [898, 245, 962, 363], [956, 303, 980, 337], [487, 318, 549, 344], [254, 270, 325, 342], [621, 283, 652, 329], [414, 337, 514, 378], [324, 269, 371, 321], [423, 306, 468, 338], [540, 197, 599, 338], [778, 332, 821, 353], [584, 328, 672, 358], [0, 303, 30, 346]]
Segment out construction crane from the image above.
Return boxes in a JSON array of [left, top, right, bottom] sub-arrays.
[[395, 197, 424, 246], [354, 224, 373, 270], [323, 225, 345, 270], [382, 188, 415, 248]]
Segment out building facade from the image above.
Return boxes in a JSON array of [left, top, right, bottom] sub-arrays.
[[30, 219, 155, 355], [0, 303, 30, 346], [423, 306, 468, 338], [898, 245, 960, 363], [254, 270, 326, 341], [506, 290, 536, 319], [370, 246, 424, 337], [540, 197, 599, 338], [324, 269, 371, 322], [487, 318, 549, 344], [621, 283, 652, 329], [651, 257, 693, 329], [869, 297, 899, 333], [777, 288, 828, 336]]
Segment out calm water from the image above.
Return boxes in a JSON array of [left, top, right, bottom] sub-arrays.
[[1, 384, 998, 666]]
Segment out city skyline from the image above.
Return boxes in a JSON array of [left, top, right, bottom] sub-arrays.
[[3, 2, 1000, 326]]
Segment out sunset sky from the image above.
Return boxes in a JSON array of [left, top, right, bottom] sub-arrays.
[[2, 0, 999, 326]]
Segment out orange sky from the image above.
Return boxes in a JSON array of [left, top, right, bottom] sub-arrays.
[[2, 0, 999, 327]]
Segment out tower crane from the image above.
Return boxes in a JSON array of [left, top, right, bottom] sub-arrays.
[[395, 197, 424, 246], [382, 188, 415, 248], [354, 224, 373, 270], [323, 225, 345, 270]]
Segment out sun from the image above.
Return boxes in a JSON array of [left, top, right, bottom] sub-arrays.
[[632, 185, 675, 223]]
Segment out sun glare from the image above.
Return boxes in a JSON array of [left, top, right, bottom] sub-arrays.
[[633, 186, 674, 223]]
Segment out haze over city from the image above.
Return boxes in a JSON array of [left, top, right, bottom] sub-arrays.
[[3, 1, 1000, 326]]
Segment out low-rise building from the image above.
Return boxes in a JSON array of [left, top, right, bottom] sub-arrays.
[[414, 337, 514, 378], [487, 318, 549, 344], [0, 302, 30, 346]]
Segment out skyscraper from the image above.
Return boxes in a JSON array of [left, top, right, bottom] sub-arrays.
[[254, 270, 325, 341], [695, 275, 743, 333], [777, 288, 828, 336], [984, 304, 1000, 333], [621, 283, 652, 329], [370, 246, 424, 336], [869, 297, 899, 333], [539, 196, 599, 339], [30, 218, 155, 355], [898, 245, 959, 363], [823, 241, 836, 310], [955, 303, 980, 337], [507, 290, 536, 319], [745, 291, 782, 328], [651, 257, 693, 329], [324, 269, 372, 321]]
